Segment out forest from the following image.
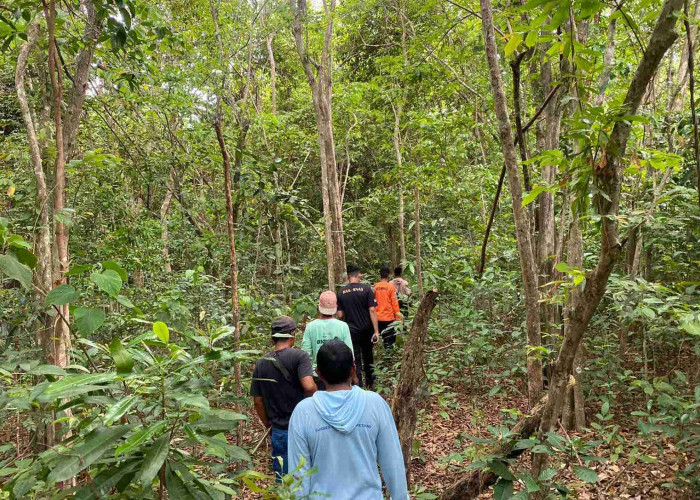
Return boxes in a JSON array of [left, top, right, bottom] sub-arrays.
[[0, 0, 699, 497]]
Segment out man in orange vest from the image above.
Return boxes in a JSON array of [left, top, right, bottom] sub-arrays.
[[374, 266, 402, 348]]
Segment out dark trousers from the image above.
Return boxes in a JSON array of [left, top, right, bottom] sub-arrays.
[[378, 320, 396, 348], [352, 330, 375, 388], [271, 427, 288, 482]]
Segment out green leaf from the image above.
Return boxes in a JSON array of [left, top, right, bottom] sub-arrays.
[[117, 295, 135, 308], [9, 247, 37, 269], [74, 307, 105, 335], [680, 320, 700, 336], [165, 464, 195, 499], [109, 337, 134, 374], [538, 468, 558, 481], [104, 395, 138, 425], [488, 460, 516, 481], [40, 373, 117, 401], [525, 29, 538, 47], [45, 284, 79, 307], [493, 478, 514, 500], [66, 264, 92, 276], [640, 307, 656, 319], [505, 33, 523, 56], [27, 365, 67, 377], [90, 269, 122, 296], [102, 260, 127, 281], [48, 425, 131, 483], [138, 433, 170, 485], [173, 393, 210, 411], [572, 465, 599, 483], [522, 185, 546, 207], [520, 472, 541, 492], [0, 253, 32, 289], [153, 321, 170, 343], [115, 421, 168, 457]]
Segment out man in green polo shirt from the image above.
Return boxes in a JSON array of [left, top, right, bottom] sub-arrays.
[[301, 290, 354, 389]]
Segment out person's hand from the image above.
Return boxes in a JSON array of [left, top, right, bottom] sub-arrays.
[[371, 332, 379, 344]]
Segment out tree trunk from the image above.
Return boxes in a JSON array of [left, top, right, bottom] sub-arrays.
[[479, 0, 542, 408], [160, 170, 175, 273], [16, 21, 52, 355], [392, 289, 439, 487], [413, 187, 424, 298], [562, 214, 585, 431], [531, 0, 682, 478], [290, 0, 346, 289], [214, 115, 241, 393], [393, 102, 407, 265], [266, 34, 277, 116], [44, 0, 71, 369]]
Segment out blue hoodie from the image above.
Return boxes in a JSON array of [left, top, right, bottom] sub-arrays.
[[287, 386, 408, 499]]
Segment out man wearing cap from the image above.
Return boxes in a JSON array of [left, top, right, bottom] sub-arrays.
[[301, 291, 355, 389], [251, 316, 317, 481], [337, 264, 380, 388]]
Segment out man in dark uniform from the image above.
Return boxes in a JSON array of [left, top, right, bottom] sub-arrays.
[[251, 316, 317, 481], [336, 264, 380, 388]]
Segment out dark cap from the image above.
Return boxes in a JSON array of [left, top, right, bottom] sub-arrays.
[[271, 315, 296, 338]]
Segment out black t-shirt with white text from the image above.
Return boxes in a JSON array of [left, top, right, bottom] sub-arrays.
[[337, 283, 378, 338], [250, 348, 313, 429]]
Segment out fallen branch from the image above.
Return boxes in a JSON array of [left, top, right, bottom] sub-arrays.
[[440, 395, 548, 499]]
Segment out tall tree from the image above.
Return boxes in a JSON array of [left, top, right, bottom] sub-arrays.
[[289, 0, 346, 289], [479, 0, 543, 408], [531, 0, 683, 477]]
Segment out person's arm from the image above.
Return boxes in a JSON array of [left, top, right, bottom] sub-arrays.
[[300, 376, 317, 397], [297, 352, 317, 397], [253, 396, 270, 428], [390, 285, 401, 320], [369, 306, 379, 343], [287, 408, 312, 497], [376, 398, 409, 499], [367, 288, 379, 343]]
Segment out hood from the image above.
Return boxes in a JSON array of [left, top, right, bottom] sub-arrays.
[[312, 386, 366, 434]]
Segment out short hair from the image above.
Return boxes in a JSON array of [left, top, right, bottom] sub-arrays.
[[394, 266, 403, 277], [317, 339, 354, 384], [346, 264, 361, 277], [380, 266, 391, 279]]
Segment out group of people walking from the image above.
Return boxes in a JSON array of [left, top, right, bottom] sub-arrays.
[[250, 264, 412, 499]]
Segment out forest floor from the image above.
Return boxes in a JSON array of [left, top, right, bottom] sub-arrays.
[[239, 343, 695, 499]]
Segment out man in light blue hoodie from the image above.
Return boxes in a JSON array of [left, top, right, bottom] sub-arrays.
[[288, 340, 408, 499]]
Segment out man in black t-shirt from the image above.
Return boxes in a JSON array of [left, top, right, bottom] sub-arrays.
[[337, 264, 379, 388], [251, 316, 316, 481]]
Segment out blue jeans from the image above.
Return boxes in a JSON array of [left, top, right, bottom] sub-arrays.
[[271, 427, 288, 482]]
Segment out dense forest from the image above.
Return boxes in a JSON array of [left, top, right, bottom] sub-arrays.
[[1, 0, 699, 497]]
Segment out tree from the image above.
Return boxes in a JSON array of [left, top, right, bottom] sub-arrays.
[[289, 0, 346, 289]]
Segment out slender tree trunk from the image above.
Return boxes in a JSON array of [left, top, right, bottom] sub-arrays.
[[160, 170, 175, 273], [290, 0, 346, 288], [414, 187, 424, 297], [532, 0, 682, 478], [215, 115, 241, 393], [393, 102, 407, 264], [479, 0, 542, 408], [684, 0, 700, 211], [266, 34, 277, 116], [16, 21, 52, 346], [44, 0, 71, 368]]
